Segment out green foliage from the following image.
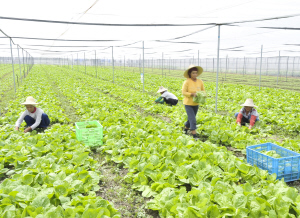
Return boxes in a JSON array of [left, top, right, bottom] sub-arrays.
[[193, 91, 206, 104], [260, 150, 282, 158]]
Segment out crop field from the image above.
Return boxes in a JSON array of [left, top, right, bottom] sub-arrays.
[[1, 64, 300, 217]]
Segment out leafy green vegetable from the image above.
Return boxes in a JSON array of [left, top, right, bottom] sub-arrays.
[[193, 91, 206, 104], [261, 150, 282, 158]]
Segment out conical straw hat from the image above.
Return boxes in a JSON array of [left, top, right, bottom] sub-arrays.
[[183, 65, 203, 78], [157, 86, 168, 93], [21, 96, 39, 105], [241, 99, 257, 107]]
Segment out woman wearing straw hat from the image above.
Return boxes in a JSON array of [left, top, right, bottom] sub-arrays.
[[182, 65, 205, 139], [235, 99, 259, 130], [154, 86, 178, 106], [15, 96, 50, 133]]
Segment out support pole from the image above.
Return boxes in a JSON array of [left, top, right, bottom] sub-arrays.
[[277, 51, 280, 85], [143, 41, 145, 92], [84, 53, 86, 74], [77, 53, 79, 72], [259, 45, 263, 91], [198, 50, 199, 66], [286, 56, 289, 82], [215, 25, 221, 114], [17, 45, 22, 83], [162, 52, 164, 77], [112, 46, 114, 83], [95, 50, 97, 78], [9, 39, 16, 93]]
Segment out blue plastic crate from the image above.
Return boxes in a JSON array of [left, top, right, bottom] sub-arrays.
[[247, 143, 300, 182]]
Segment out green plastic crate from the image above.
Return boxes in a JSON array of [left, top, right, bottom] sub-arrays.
[[75, 121, 103, 146]]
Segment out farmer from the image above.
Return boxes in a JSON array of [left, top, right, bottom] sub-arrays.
[[182, 65, 205, 139], [15, 96, 50, 133], [235, 98, 259, 130], [154, 86, 178, 106]]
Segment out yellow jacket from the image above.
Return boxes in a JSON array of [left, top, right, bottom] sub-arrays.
[[182, 78, 205, 105]]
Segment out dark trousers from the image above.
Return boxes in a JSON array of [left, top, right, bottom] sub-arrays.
[[24, 113, 50, 128], [164, 98, 178, 106], [184, 105, 199, 130]]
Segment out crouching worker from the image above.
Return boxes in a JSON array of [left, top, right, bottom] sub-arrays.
[[15, 96, 50, 133], [235, 99, 259, 130], [154, 86, 178, 106]]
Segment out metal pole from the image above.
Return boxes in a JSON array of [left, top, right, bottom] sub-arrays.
[[255, 57, 257, 75], [17, 45, 22, 83], [225, 55, 228, 80], [213, 58, 214, 73], [286, 56, 289, 82], [124, 56, 125, 73], [152, 57, 153, 73], [95, 50, 97, 78], [259, 45, 263, 91], [198, 50, 199, 66], [77, 53, 79, 72], [162, 52, 164, 77], [9, 39, 16, 93], [266, 58, 269, 75], [236, 58, 238, 74], [169, 57, 170, 76], [71, 55, 73, 69], [243, 57, 246, 76], [84, 53, 86, 74], [112, 46, 114, 83], [277, 51, 280, 85], [292, 57, 295, 77], [143, 41, 144, 92], [215, 25, 221, 114]]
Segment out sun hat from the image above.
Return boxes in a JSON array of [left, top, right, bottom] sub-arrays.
[[21, 96, 39, 105], [157, 86, 168, 93], [241, 99, 257, 107], [183, 65, 203, 78]]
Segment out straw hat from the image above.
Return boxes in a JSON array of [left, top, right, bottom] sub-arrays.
[[157, 86, 167, 93], [183, 65, 203, 78], [21, 96, 39, 105], [241, 99, 257, 107]]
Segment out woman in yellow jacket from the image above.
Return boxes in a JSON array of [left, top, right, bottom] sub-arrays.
[[182, 65, 205, 139]]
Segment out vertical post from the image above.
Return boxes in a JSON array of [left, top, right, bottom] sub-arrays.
[[255, 57, 257, 75], [236, 58, 238, 74], [17, 45, 22, 83], [22, 49, 26, 78], [71, 55, 73, 69], [124, 56, 125, 73], [77, 53, 79, 72], [112, 46, 114, 83], [198, 50, 199, 66], [266, 58, 268, 75], [169, 57, 170, 76], [152, 57, 153, 73], [225, 55, 228, 80], [162, 52, 164, 77], [286, 56, 289, 82], [95, 50, 97, 78], [277, 51, 280, 85], [84, 53, 86, 74], [9, 39, 16, 93], [215, 25, 221, 114], [143, 41, 145, 92], [243, 57, 246, 76], [259, 45, 263, 91], [213, 58, 214, 73], [292, 57, 295, 77]]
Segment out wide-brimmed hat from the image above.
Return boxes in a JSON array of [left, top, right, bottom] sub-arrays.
[[21, 96, 39, 105], [184, 65, 203, 78], [241, 99, 257, 107], [157, 86, 167, 93]]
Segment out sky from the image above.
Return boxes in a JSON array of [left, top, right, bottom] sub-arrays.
[[0, 0, 300, 60]]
